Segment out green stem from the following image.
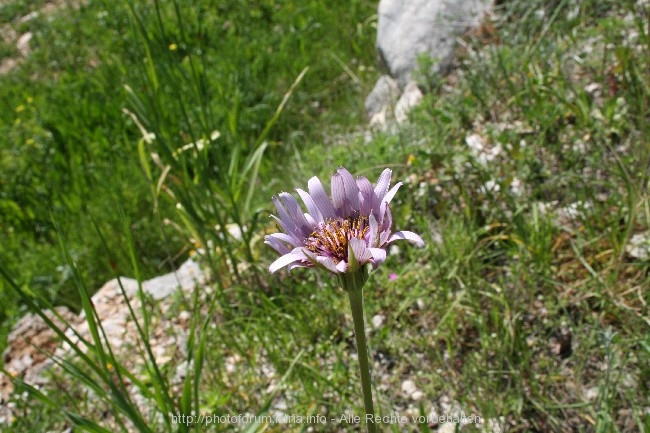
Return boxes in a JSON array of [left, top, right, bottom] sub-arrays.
[[345, 278, 377, 433]]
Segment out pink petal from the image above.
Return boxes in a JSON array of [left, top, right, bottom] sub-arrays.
[[379, 229, 391, 246], [279, 192, 311, 235], [302, 250, 341, 274], [388, 231, 425, 247], [269, 250, 308, 273], [296, 188, 323, 223], [304, 213, 317, 226], [330, 171, 347, 215], [287, 262, 310, 272], [378, 204, 393, 229], [379, 182, 401, 224], [382, 182, 402, 206], [312, 255, 339, 273], [356, 176, 374, 215], [272, 195, 298, 232], [266, 232, 301, 248], [368, 213, 379, 247], [338, 167, 361, 214], [308, 176, 336, 219], [264, 236, 291, 255], [373, 168, 392, 204], [350, 237, 372, 263], [270, 215, 303, 245], [368, 247, 387, 264]]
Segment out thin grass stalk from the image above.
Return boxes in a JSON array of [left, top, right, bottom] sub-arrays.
[[0, 376, 115, 433], [125, 1, 310, 289], [94, 216, 176, 428], [124, 1, 246, 285], [56, 222, 154, 432], [0, 261, 153, 431]]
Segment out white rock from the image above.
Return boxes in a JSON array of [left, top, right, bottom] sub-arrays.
[[16, 33, 32, 57], [372, 314, 386, 329], [224, 355, 239, 374], [510, 176, 524, 196], [482, 179, 500, 193], [143, 258, 206, 299], [583, 386, 599, 401], [19, 12, 39, 23], [395, 81, 423, 123], [366, 75, 400, 125], [465, 133, 486, 153], [401, 379, 418, 396], [377, 0, 493, 88], [584, 82, 601, 95], [411, 390, 425, 401], [438, 423, 458, 433], [626, 232, 650, 260]]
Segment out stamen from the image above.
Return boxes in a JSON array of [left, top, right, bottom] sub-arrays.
[[306, 216, 369, 263]]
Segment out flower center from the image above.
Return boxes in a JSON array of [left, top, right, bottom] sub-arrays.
[[305, 216, 369, 263]]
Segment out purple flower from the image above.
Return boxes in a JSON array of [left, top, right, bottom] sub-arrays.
[[265, 167, 424, 274]]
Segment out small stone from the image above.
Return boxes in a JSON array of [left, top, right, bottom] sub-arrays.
[[19, 11, 39, 23], [401, 379, 418, 396], [466, 133, 485, 153], [224, 355, 239, 374], [482, 417, 505, 433], [466, 134, 502, 165], [395, 81, 423, 123], [272, 398, 288, 411], [411, 390, 425, 401], [621, 373, 637, 389], [510, 177, 524, 196], [438, 423, 457, 433], [583, 386, 599, 401], [366, 75, 400, 126], [177, 311, 191, 322], [19, 354, 33, 369], [626, 232, 650, 260], [526, 334, 537, 348], [143, 259, 206, 300], [372, 314, 386, 329], [584, 82, 601, 95], [439, 394, 451, 412], [16, 33, 32, 57]]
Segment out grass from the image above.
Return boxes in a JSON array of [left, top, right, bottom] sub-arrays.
[[0, 0, 377, 339], [1, 0, 649, 432]]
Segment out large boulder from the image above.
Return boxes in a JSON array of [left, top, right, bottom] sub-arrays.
[[367, 0, 493, 126], [377, 0, 493, 88]]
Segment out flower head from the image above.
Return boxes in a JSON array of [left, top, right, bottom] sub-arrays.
[[265, 167, 424, 274]]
